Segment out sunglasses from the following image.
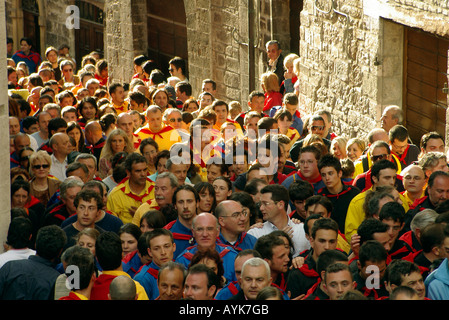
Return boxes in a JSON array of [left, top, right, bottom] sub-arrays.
[[371, 154, 388, 161], [32, 164, 50, 170], [169, 118, 182, 122]]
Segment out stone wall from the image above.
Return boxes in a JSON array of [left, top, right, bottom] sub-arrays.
[[299, 0, 449, 139]]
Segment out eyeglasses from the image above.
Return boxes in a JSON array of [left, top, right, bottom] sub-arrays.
[[371, 154, 388, 161], [32, 164, 50, 170], [299, 159, 316, 166], [222, 209, 249, 219], [169, 118, 182, 122]]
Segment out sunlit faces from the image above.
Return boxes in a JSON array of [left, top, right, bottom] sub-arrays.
[[309, 120, 326, 138], [266, 43, 281, 62], [142, 143, 157, 167], [147, 110, 163, 132], [347, 143, 363, 162], [372, 168, 397, 188], [110, 134, 126, 154], [320, 166, 342, 191], [167, 111, 183, 130], [207, 164, 223, 184], [80, 102, 97, 120], [185, 101, 199, 113], [390, 139, 408, 156], [402, 166, 426, 194], [428, 175, 449, 206], [424, 138, 445, 153], [63, 111, 78, 123], [153, 91, 168, 109], [169, 163, 189, 185], [111, 86, 125, 104], [214, 105, 228, 125], [248, 96, 265, 114]]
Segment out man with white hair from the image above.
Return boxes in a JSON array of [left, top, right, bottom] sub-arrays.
[[228, 257, 272, 300], [163, 108, 190, 142], [380, 105, 403, 133]]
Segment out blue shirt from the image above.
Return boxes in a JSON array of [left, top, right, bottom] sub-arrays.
[[164, 219, 195, 259], [217, 232, 257, 252], [133, 261, 160, 300]]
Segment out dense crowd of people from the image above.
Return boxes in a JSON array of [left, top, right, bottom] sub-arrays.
[[2, 36, 449, 302]]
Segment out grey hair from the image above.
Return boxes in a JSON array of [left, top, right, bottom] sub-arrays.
[[75, 152, 98, 167], [241, 257, 271, 278], [59, 178, 84, 200], [410, 209, 438, 232], [166, 155, 189, 169], [156, 171, 179, 188]]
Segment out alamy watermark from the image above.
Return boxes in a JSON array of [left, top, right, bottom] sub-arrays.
[[65, 5, 80, 30]]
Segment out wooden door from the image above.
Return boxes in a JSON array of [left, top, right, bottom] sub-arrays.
[[74, 0, 104, 71], [22, 0, 41, 54], [404, 27, 449, 144], [147, 0, 188, 78]]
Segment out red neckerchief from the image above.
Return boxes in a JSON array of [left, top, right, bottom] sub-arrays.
[[298, 170, 322, 184], [298, 263, 319, 278], [277, 273, 287, 291], [85, 138, 105, 154], [138, 125, 174, 140], [164, 220, 194, 241], [392, 145, 410, 166], [147, 267, 159, 279], [119, 178, 154, 203], [304, 278, 321, 299]]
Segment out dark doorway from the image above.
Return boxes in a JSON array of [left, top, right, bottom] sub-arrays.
[[22, 0, 41, 54]]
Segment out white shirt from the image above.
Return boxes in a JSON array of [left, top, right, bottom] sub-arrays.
[[50, 154, 68, 181], [0, 248, 36, 269], [248, 215, 310, 257]]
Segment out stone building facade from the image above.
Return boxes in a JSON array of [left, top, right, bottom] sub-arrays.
[[299, 0, 449, 143]]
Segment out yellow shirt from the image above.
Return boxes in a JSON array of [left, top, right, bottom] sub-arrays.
[[107, 178, 155, 224], [285, 127, 300, 149], [344, 188, 410, 242], [112, 101, 129, 115], [100, 270, 149, 300], [402, 190, 426, 208], [353, 153, 402, 179], [135, 124, 181, 151], [132, 199, 161, 227]]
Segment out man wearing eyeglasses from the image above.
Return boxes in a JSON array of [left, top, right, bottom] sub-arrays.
[[175, 212, 239, 283], [388, 125, 420, 171], [247, 184, 310, 258], [353, 140, 404, 193], [216, 200, 257, 251], [163, 108, 190, 143]]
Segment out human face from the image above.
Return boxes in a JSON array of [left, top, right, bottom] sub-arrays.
[[248, 96, 265, 114], [390, 139, 408, 156], [9, 118, 20, 135], [320, 166, 342, 191], [267, 245, 290, 275], [175, 190, 198, 222], [87, 83, 100, 96], [218, 201, 247, 235], [199, 94, 213, 109], [347, 143, 363, 162], [192, 214, 219, 249], [38, 113, 51, 134], [213, 179, 231, 204], [25, 123, 39, 134], [373, 168, 396, 187], [324, 270, 355, 300], [245, 116, 260, 138], [398, 271, 426, 300], [185, 102, 198, 113], [157, 157, 168, 174], [67, 127, 81, 148], [299, 152, 319, 179], [110, 134, 126, 154], [62, 64, 74, 80], [259, 192, 283, 222], [306, 204, 330, 218], [20, 40, 32, 55], [293, 199, 307, 219], [167, 112, 182, 130], [76, 198, 100, 229], [370, 146, 391, 163], [120, 232, 138, 257], [424, 138, 445, 153], [63, 112, 78, 123], [360, 260, 387, 281], [67, 168, 88, 185], [148, 234, 175, 267], [310, 229, 338, 257], [117, 115, 135, 136], [277, 116, 292, 133], [53, 134, 71, 156], [309, 120, 325, 138], [129, 100, 144, 113], [382, 218, 403, 245], [77, 158, 97, 181], [31, 160, 50, 179], [214, 105, 228, 124], [402, 167, 426, 194], [12, 188, 29, 208], [184, 273, 215, 300], [380, 109, 397, 131], [46, 50, 58, 64], [155, 177, 175, 207], [128, 162, 148, 186], [14, 136, 31, 151], [231, 155, 248, 176], [373, 232, 391, 252], [8, 71, 18, 85], [148, 110, 163, 132], [428, 176, 449, 206], [169, 163, 188, 185], [198, 188, 214, 213], [241, 264, 271, 300], [169, 64, 181, 78], [202, 82, 215, 96], [207, 164, 222, 184], [332, 142, 346, 159], [266, 43, 281, 62], [158, 269, 185, 300], [77, 234, 96, 256], [153, 92, 168, 109], [62, 186, 82, 214], [112, 86, 125, 104], [81, 102, 96, 120]]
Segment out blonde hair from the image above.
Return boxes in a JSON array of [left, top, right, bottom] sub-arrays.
[[330, 136, 348, 158], [283, 53, 300, 69], [29, 150, 51, 176], [100, 128, 134, 161], [261, 72, 280, 93], [346, 138, 366, 154]]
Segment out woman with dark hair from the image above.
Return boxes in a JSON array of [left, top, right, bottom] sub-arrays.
[[148, 150, 170, 181], [94, 59, 108, 86], [118, 223, 142, 258], [188, 249, 226, 289], [139, 210, 167, 233], [99, 113, 117, 137], [139, 137, 159, 176], [229, 191, 258, 230], [17, 146, 34, 171], [66, 121, 85, 152], [151, 89, 170, 113], [77, 96, 98, 128], [212, 176, 233, 206], [194, 182, 217, 213]]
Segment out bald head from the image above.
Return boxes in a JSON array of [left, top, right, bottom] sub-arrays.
[[13, 133, 30, 151], [108, 275, 137, 300], [116, 112, 135, 136], [367, 128, 389, 145], [84, 120, 103, 144], [215, 200, 243, 218]]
